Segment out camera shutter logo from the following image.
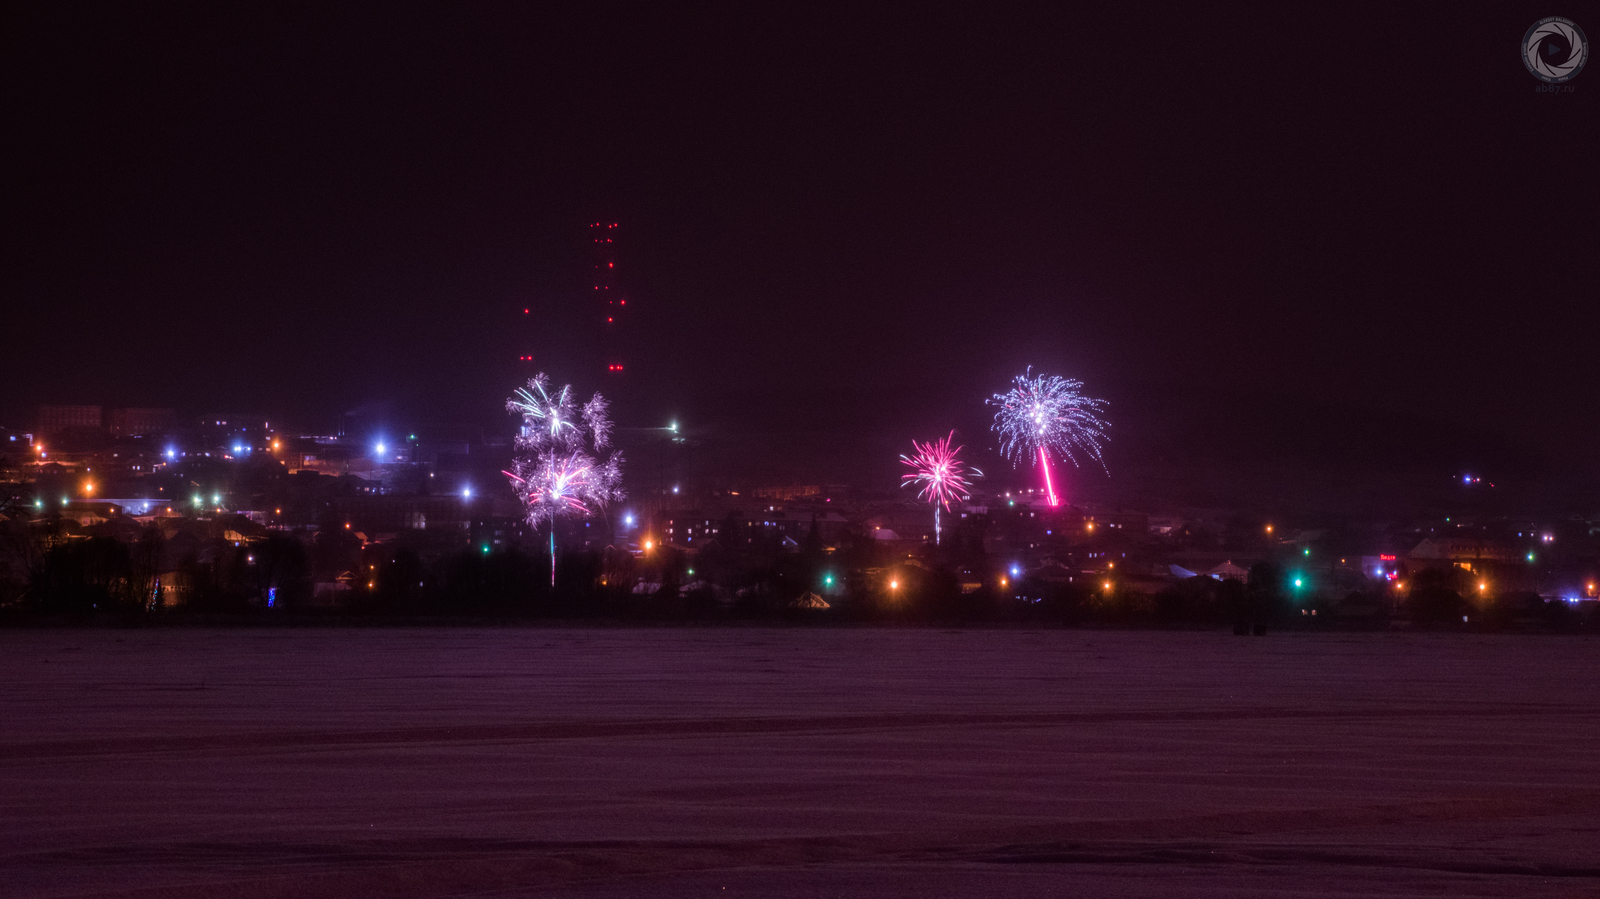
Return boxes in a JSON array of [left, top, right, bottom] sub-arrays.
[[1523, 17, 1586, 82]]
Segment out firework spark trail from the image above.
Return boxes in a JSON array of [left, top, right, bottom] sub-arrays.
[[988, 367, 1108, 507], [900, 431, 980, 545]]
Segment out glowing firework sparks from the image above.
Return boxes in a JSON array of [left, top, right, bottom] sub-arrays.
[[505, 374, 625, 583], [504, 451, 624, 528], [506, 373, 614, 452], [987, 367, 1108, 507], [900, 431, 980, 545]]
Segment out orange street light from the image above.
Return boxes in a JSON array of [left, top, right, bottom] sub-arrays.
[[1103, 581, 1113, 591], [889, 579, 899, 590]]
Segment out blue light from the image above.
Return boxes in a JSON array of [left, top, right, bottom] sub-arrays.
[[462, 487, 472, 499], [624, 513, 635, 526], [165, 448, 176, 459], [267, 587, 277, 609], [1010, 565, 1020, 577], [375, 442, 386, 456]]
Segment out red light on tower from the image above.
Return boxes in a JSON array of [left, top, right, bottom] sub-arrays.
[[591, 220, 627, 377]]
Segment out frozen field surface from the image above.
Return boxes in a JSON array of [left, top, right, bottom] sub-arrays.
[[2, 628, 1598, 898]]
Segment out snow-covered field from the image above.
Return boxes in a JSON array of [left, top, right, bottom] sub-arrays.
[[2, 628, 1598, 898]]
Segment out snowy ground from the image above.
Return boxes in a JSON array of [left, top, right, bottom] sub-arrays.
[[2, 628, 1598, 898]]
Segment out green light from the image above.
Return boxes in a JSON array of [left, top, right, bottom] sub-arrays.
[[1303, 547, 1310, 556], [1527, 553, 1535, 562], [482, 545, 490, 554], [687, 569, 695, 576], [824, 574, 834, 586], [1294, 578, 1303, 588]]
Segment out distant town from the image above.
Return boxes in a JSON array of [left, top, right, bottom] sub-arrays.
[[2, 402, 1597, 628]]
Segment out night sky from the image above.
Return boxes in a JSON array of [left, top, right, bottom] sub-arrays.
[[4, 5, 1595, 503]]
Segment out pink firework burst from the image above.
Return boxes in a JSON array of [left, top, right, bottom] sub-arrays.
[[900, 431, 981, 545]]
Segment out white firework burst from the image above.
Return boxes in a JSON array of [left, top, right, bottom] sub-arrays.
[[987, 367, 1109, 471], [504, 373, 626, 582]]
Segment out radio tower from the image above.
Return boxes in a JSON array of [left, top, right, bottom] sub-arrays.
[[592, 221, 626, 378]]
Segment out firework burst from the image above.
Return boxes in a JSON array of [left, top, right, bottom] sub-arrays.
[[505, 374, 625, 583], [900, 431, 980, 545], [504, 451, 624, 529], [987, 367, 1108, 506]]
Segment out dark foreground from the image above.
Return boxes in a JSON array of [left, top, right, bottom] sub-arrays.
[[2, 629, 1598, 898]]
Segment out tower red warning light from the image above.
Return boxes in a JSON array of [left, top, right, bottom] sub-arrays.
[[591, 221, 626, 376]]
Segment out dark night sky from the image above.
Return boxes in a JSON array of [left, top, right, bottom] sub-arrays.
[[3, 4, 1595, 502]]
